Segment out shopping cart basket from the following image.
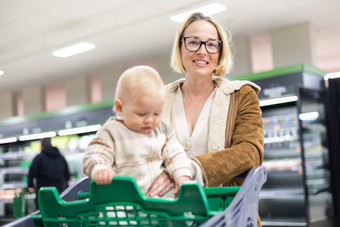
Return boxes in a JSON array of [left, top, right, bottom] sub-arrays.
[[5, 166, 266, 227]]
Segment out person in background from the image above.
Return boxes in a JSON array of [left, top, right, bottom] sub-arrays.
[[28, 137, 70, 208], [83, 65, 192, 197], [145, 12, 264, 225]]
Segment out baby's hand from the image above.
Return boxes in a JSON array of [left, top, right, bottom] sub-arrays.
[[93, 169, 115, 185], [174, 176, 191, 196]]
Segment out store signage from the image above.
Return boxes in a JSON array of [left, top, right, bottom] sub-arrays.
[[23, 128, 29, 135], [65, 120, 73, 129], [263, 86, 287, 98]]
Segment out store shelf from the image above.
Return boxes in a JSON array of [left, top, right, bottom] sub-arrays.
[[0, 167, 28, 175], [0, 151, 32, 160], [1, 182, 27, 190], [260, 189, 304, 199]]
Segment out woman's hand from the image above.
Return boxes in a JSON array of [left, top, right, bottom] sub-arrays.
[[146, 171, 175, 197], [93, 169, 115, 185]]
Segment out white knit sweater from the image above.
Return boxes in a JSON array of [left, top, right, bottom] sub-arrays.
[[83, 117, 192, 194]]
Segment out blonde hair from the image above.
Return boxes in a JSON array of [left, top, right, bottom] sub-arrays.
[[170, 12, 233, 77], [115, 65, 165, 104]]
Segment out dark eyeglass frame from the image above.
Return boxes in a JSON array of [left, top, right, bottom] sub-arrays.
[[182, 36, 222, 54]]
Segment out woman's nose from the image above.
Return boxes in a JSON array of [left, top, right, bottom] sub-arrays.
[[197, 43, 208, 54]]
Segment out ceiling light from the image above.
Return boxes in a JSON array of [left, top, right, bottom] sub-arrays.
[[259, 95, 298, 107], [53, 42, 95, 58], [58, 124, 101, 136], [171, 3, 227, 23], [19, 131, 57, 141], [0, 70, 4, 76]]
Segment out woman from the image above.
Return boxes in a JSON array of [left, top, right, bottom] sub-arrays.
[[146, 12, 263, 202]]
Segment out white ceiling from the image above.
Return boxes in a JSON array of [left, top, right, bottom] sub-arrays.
[[1, 0, 340, 93]]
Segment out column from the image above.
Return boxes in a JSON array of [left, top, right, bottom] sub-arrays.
[[65, 76, 89, 106], [44, 83, 66, 112], [0, 93, 13, 120], [270, 22, 317, 68], [228, 35, 253, 76], [100, 67, 124, 101], [23, 86, 43, 115]]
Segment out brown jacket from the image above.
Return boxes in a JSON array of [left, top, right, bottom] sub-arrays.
[[197, 80, 264, 187], [163, 77, 264, 186]]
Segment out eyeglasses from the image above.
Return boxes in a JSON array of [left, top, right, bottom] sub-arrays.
[[182, 36, 222, 54]]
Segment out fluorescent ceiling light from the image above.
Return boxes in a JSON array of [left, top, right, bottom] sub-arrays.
[[171, 3, 227, 23], [0, 70, 4, 76], [53, 42, 95, 58], [19, 131, 56, 141], [58, 124, 101, 136], [0, 137, 18, 144], [260, 95, 298, 107], [324, 72, 340, 80]]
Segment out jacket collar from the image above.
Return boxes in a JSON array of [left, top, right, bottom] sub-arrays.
[[165, 76, 260, 95]]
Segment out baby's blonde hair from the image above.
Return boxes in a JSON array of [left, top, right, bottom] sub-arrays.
[[115, 65, 165, 105]]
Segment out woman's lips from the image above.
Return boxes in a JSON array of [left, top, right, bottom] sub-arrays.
[[193, 60, 208, 65]]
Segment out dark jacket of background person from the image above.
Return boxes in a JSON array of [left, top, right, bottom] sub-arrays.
[[28, 138, 70, 194]]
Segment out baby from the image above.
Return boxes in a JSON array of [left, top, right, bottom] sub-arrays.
[[83, 65, 192, 196]]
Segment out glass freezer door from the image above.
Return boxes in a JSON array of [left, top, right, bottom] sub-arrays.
[[260, 101, 308, 226], [259, 87, 335, 226], [298, 86, 334, 224]]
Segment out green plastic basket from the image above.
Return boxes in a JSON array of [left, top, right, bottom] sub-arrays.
[[13, 189, 37, 218], [32, 176, 240, 227]]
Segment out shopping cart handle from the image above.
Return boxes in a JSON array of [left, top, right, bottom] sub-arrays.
[[60, 176, 91, 202], [200, 166, 267, 227], [37, 176, 212, 220], [8, 176, 242, 226]]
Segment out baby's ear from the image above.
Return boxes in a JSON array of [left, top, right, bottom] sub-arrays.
[[114, 99, 123, 115]]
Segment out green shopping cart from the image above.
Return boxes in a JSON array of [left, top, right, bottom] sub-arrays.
[[5, 166, 266, 227]]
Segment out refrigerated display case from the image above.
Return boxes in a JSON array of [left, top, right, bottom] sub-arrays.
[[325, 77, 340, 224], [298, 87, 333, 225], [0, 101, 114, 224], [0, 142, 34, 224], [260, 100, 308, 226], [259, 87, 334, 226], [229, 64, 336, 226], [0, 134, 99, 224]]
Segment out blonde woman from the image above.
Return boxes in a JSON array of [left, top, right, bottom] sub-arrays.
[[146, 12, 264, 225]]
